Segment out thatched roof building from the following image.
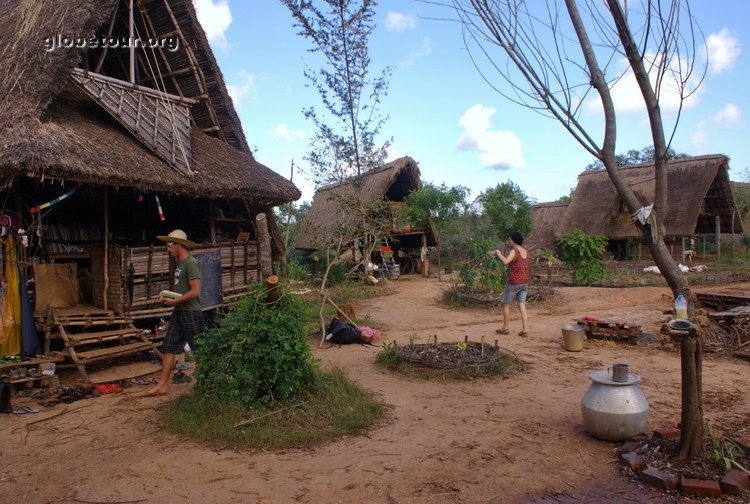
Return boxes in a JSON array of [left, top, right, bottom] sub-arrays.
[[0, 0, 299, 206], [296, 156, 437, 251], [526, 201, 569, 250], [556, 154, 743, 240]]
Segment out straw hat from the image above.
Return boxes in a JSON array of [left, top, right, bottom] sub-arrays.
[[156, 229, 196, 249]]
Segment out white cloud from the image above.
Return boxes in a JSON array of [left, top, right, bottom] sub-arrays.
[[706, 28, 741, 74], [400, 37, 432, 67], [271, 123, 305, 142], [227, 70, 257, 106], [455, 104, 525, 171], [587, 53, 702, 115], [385, 11, 416, 31], [689, 103, 742, 150], [713, 103, 741, 125], [193, 0, 232, 50]]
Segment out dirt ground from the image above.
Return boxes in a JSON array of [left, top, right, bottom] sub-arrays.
[[2, 276, 749, 504]]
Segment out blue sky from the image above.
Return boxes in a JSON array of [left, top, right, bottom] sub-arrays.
[[193, 0, 749, 205]]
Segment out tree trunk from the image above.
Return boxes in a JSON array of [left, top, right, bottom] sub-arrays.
[[676, 328, 705, 461], [264, 275, 280, 306], [256, 213, 273, 280]]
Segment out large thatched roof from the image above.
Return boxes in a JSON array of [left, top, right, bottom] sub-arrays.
[[296, 156, 437, 250], [0, 0, 299, 206], [526, 201, 569, 250], [556, 154, 743, 239]]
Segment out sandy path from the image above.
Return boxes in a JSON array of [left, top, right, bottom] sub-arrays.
[[2, 277, 748, 504]]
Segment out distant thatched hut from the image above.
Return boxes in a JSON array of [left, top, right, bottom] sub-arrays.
[[0, 1, 299, 325], [296, 157, 437, 275], [526, 201, 569, 251], [554, 154, 743, 259]]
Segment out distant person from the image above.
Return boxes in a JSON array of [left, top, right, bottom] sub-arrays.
[[492, 231, 529, 337], [145, 230, 203, 395]]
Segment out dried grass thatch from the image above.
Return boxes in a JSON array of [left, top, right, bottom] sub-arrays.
[[556, 155, 743, 239], [526, 201, 569, 250], [296, 157, 437, 250], [0, 0, 299, 205]]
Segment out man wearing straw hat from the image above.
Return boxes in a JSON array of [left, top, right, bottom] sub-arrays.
[[145, 229, 203, 395]]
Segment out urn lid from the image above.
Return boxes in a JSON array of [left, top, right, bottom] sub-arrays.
[[588, 370, 641, 386]]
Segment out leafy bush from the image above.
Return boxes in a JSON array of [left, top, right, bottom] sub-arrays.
[[285, 256, 310, 281], [458, 239, 506, 291], [556, 229, 608, 285], [194, 286, 315, 407]]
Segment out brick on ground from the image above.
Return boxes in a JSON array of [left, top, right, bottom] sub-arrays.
[[640, 467, 678, 491], [619, 451, 645, 471], [720, 469, 749, 496], [681, 478, 721, 498]]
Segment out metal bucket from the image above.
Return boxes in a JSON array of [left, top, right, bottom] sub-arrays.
[[561, 324, 586, 351], [386, 264, 400, 280]]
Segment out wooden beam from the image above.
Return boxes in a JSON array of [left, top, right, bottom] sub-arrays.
[[94, 0, 120, 73], [135, 0, 186, 98]]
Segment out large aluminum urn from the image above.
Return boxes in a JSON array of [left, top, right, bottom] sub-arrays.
[[580, 368, 649, 442]]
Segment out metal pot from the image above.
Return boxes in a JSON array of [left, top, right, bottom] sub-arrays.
[[580, 370, 649, 442]]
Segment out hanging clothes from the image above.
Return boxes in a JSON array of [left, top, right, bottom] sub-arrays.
[[19, 266, 40, 356], [1, 235, 22, 355]]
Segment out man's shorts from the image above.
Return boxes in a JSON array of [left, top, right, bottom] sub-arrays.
[[161, 310, 205, 354], [502, 283, 528, 304]]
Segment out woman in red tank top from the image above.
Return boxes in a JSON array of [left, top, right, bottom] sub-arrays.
[[493, 231, 529, 337]]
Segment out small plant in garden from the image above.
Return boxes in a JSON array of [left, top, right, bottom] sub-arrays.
[[458, 239, 506, 291], [556, 229, 608, 286], [194, 285, 315, 408]]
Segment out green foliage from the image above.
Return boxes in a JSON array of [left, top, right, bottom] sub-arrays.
[[276, 200, 311, 250], [585, 145, 690, 171], [282, 0, 391, 185], [556, 229, 608, 285], [476, 181, 533, 240], [457, 239, 506, 290], [285, 256, 310, 281], [194, 286, 315, 407], [401, 182, 469, 234]]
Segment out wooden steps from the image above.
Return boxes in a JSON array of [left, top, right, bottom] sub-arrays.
[[64, 328, 142, 345], [75, 341, 154, 363], [43, 306, 162, 383]]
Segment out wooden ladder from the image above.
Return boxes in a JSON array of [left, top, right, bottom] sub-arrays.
[[46, 307, 162, 383]]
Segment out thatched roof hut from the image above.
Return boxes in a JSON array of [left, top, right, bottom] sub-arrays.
[[526, 201, 569, 250], [0, 0, 299, 207], [296, 156, 437, 251], [556, 154, 743, 240]]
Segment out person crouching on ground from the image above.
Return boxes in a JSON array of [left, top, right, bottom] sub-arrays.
[[493, 231, 530, 337], [145, 229, 203, 395]]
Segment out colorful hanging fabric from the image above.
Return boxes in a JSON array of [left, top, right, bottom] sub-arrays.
[[155, 195, 166, 221], [1, 236, 22, 355], [29, 185, 81, 213]]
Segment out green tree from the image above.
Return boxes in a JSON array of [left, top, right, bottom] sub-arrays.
[[282, 0, 391, 186], [476, 181, 533, 241], [585, 145, 690, 171], [276, 201, 311, 250], [401, 182, 469, 278]]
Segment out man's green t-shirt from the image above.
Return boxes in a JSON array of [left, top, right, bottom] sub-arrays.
[[173, 255, 201, 311]]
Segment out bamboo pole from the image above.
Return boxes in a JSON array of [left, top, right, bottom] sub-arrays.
[[102, 189, 109, 311], [314, 289, 358, 328]]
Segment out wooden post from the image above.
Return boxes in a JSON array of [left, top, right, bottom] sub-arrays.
[[256, 213, 273, 280], [102, 189, 109, 311], [714, 215, 721, 258], [129, 0, 135, 84], [421, 233, 430, 277], [265, 275, 279, 306]]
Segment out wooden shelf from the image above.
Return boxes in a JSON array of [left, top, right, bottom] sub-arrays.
[[48, 253, 90, 259]]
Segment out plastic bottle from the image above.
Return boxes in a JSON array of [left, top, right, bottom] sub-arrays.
[[674, 292, 688, 320]]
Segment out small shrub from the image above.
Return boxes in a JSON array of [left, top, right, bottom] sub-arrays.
[[194, 285, 315, 407], [285, 256, 310, 280], [557, 229, 608, 286]]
